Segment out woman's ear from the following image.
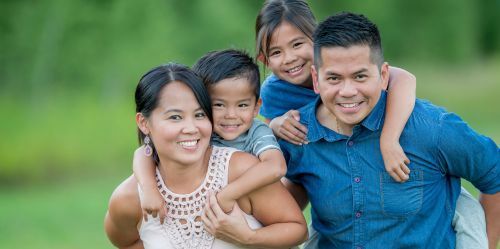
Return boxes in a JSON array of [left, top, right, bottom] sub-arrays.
[[136, 113, 150, 135]]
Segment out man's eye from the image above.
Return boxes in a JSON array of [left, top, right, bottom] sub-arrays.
[[355, 74, 367, 80]]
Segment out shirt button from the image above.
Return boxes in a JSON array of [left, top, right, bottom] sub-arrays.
[[355, 211, 362, 218], [354, 177, 361, 183], [348, 141, 354, 147]]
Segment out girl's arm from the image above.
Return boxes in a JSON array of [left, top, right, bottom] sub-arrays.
[[216, 149, 286, 213], [133, 147, 167, 223], [381, 66, 416, 182], [203, 152, 308, 248], [104, 176, 144, 249], [268, 110, 308, 145]]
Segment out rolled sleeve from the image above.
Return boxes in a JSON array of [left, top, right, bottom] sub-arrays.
[[437, 112, 500, 194]]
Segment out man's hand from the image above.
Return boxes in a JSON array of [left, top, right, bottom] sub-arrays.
[[269, 110, 308, 145]]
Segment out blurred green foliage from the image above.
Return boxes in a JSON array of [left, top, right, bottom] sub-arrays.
[[1, 0, 499, 183], [0, 1, 499, 248]]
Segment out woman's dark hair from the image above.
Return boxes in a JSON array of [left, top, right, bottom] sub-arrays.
[[192, 49, 260, 100], [135, 63, 212, 164], [255, 0, 317, 62]]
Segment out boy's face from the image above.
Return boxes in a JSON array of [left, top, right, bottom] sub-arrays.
[[209, 77, 259, 141], [312, 45, 388, 131]]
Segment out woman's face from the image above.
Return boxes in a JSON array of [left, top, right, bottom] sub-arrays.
[[142, 81, 212, 166]]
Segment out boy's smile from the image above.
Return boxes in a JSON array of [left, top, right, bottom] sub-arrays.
[[209, 77, 260, 141]]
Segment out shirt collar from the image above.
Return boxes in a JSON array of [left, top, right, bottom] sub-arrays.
[[305, 91, 387, 142]]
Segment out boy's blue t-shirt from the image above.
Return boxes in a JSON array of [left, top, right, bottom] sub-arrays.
[[211, 118, 280, 157], [259, 74, 317, 120]]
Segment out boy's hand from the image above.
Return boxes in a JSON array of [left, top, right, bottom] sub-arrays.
[[216, 189, 237, 214], [380, 140, 411, 182], [270, 110, 308, 145], [141, 186, 167, 224]]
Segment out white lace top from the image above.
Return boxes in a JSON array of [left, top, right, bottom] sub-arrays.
[[138, 146, 263, 249]]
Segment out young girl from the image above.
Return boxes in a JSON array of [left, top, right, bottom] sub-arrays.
[[254, 1, 487, 248]]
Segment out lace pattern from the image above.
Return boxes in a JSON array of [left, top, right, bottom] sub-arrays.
[[154, 146, 234, 249]]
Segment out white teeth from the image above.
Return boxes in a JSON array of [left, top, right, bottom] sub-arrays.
[[178, 140, 197, 147], [340, 103, 360, 108], [287, 65, 302, 73]]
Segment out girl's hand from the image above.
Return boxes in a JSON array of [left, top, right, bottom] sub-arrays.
[[270, 110, 308, 145], [202, 192, 255, 245], [380, 140, 411, 182], [141, 186, 167, 224]]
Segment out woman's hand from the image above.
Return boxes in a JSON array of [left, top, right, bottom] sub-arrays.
[[269, 110, 308, 145], [202, 192, 255, 245]]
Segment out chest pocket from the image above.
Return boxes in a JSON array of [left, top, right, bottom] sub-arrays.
[[380, 169, 423, 217]]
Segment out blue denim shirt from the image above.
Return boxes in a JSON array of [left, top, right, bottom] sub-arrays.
[[281, 92, 499, 249]]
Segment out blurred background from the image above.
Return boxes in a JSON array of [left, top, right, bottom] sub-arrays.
[[0, 0, 498, 248]]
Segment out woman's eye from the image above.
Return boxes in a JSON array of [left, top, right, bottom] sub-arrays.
[[195, 112, 206, 119], [168, 115, 182, 120], [293, 42, 303, 48]]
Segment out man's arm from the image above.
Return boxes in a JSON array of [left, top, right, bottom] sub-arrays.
[[480, 192, 500, 249]]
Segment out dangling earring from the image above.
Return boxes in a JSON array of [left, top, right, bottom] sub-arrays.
[[144, 135, 153, 157]]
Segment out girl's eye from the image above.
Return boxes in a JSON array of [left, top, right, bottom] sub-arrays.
[[213, 103, 224, 108], [168, 115, 182, 120], [269, 50, 280, 57]]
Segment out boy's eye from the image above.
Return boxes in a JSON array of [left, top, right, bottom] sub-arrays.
[[238, 103, 249, 108], [213, 103, 224, 108]]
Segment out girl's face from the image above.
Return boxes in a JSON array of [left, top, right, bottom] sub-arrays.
[[266, 21, 314, 88], [139, 81, 212, 167]]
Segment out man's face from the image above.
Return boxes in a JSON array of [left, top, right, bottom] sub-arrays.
[[312, 45, 388, 132]]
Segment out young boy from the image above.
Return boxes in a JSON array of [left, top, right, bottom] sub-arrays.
[[133, 49, 286, 222]]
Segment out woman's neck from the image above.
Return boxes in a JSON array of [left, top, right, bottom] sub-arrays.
[[156, 147, 212, 194]]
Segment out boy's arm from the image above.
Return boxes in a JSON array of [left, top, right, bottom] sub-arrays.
[[217, 149, 286, 213], [133, 147, 166, 223], [380, 66, 416, 182]]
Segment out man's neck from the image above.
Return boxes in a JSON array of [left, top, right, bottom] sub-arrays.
[[316, 104, 353, 136]]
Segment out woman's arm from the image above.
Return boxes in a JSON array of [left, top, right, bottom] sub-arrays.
[[380, 66, 416, 182], [104, 176, 144, 249]]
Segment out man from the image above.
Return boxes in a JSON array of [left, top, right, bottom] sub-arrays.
[[280, 12, 499, 248]]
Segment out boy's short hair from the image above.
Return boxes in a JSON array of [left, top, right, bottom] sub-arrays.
[[193, 49, 261, 100], [313, 12, 384, 69]]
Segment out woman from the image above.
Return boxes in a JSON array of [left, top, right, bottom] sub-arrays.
[[104, 63, 307, 249]]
